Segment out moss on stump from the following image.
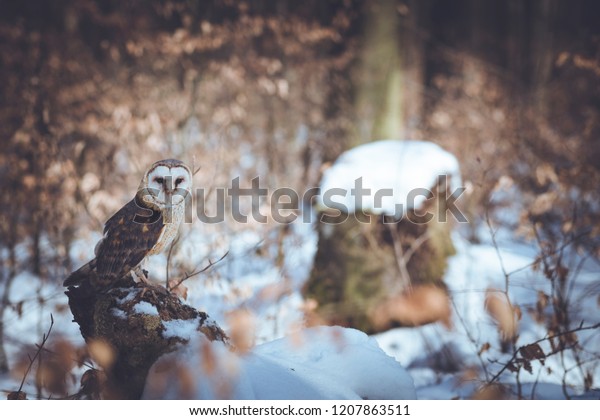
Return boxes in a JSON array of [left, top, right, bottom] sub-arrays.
[[304, 186, 456, 334], [65, 278, 228, 399]]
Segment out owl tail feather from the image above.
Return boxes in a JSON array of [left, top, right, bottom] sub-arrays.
[[63, 259, 96, 287]]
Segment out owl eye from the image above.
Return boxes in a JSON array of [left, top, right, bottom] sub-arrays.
[[175, 177, 185, 186], [154, 177, 164, 185]]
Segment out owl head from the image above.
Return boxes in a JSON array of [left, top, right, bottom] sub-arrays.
[[139, 159, 192, 211]]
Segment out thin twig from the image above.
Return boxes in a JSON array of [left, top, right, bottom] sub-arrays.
[[168, 251, 229, 291], [450, 296, 490, 381], [165, 234, 181, 288], [488, 321, 600, 384], [17, 314, 54, 393], [485, 209, 509, 293], [403, 231, 431, 264], [485, 210, 518, 356], [387, 225, 412, 292], [507, 228, 593, 278], [532, 223, 592, 396], [531, 365, 542, 399], [191, 155, 201, 176]]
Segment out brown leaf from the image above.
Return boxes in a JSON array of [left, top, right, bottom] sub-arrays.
[[556, 264, 569, 283], [300, 298, 326, 329], [531, 257, 541, 272], [471, 384, 508, 400], [14, 301, 24, 318], [485, 289, 518, 341], [557, 330, 578, 348], [225, 309, 256, 353], [535, 164, 558, 187], [523, 359, 533, 374], [52, 339, 77, 373], [530, 192, 557, 216], [36, 361, 68, 395], [514, 304, 522, 321], [257, 282, 292, 302], [478, 342, 491, 356], [370, 285, 452, 329], [506, 362, 519, 373], [457, 366, 479, 384], [7, 391, 27, 400], [87, 339, 116, 370], [80, 369, 102, 399], [200, 340, 217, 376], [519, 343, 545, 361], [584, 370, 593, 390], [548, 328, 559, 352], [168, 279, 188, 300], [537, 291, 549, 312]]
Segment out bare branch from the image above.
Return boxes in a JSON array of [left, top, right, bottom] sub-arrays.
[[450, 296, 490, 381], [17, 314, 54, 393], [168, 251, 229, 291], [165, 234, 181, 288], [489, 321, 600, 384], [403, 231, 432, 264], [387, 225, 412, 292], [485, 209, 510, 293], [191, 155, 201, 176]]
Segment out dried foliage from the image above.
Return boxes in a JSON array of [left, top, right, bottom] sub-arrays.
[[0, 0, 599, 400], [370, 285, 452, 330], [484, 289, 519, 346], [225, 309, 256, 354]]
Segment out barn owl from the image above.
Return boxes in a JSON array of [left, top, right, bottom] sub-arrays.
[[64, 159, 192, 289]]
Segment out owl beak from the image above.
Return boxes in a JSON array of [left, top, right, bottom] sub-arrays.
[[163, 183, 173, 207]]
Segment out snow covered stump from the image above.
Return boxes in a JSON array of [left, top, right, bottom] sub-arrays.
[[65, 278, 228, 399], [305, 140, 462, 333], [65, 277, 416, 400]]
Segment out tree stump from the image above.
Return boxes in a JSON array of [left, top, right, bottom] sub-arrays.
[[65, 276, 228, 399], [304, 179, 456, 334]]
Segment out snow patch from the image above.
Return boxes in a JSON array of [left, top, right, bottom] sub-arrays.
[[110, 308, 127, 319], [375, 232, 600, 399], [116, 289, 138, 305], [143, 326, 416, 400], [133, 301, 159, 316], [316, 139, 461, 216], [162, 318, 201, 340]]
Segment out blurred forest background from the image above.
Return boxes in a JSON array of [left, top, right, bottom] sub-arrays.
[[1, 0, 600, 398]]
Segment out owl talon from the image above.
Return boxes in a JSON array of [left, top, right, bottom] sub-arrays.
[[133, 267, 151, 284], [139, 286, 158, 301]]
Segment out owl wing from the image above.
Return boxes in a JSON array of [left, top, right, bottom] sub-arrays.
[[93, 198, 164, 288]]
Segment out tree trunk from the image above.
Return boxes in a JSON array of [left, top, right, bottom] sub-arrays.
[[354, 0, 405, 145], [531, 0, 557, 116], [507, 0, 527, 85], [0, 239, 17, 373], [402, 0, 429, 136]]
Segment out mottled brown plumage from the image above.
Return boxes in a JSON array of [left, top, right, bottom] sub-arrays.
[[64, 159, 192, 290]]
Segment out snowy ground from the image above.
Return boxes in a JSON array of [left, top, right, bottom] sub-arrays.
[[1, 217, 598, 399], [143, 325, 416, 399], [377, 230, 600, 399], [1, 141, 598, 399]]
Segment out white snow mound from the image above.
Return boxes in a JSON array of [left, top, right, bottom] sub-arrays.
[[143, 326, 416, 400], [316, 139, 461, 216]]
